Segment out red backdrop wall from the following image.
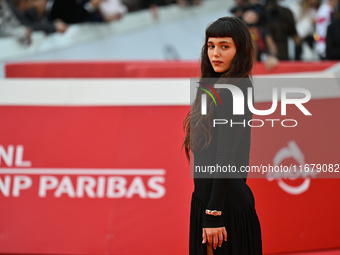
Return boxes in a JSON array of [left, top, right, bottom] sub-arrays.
[[1, 61, 340, 254]]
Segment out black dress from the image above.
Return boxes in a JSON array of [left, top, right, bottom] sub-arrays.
[[189, 78, 262, 255]]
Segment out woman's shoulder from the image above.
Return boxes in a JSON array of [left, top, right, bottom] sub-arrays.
[[225, 77, 252, 87], [217, 78, 252, 97]]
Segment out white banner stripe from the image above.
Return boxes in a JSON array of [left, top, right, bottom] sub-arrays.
[[0, 79, 190, 106], [0, 168, 166, 175], [0, 77, 340, 106]]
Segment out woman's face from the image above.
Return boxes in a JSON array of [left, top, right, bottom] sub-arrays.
[[207, 37, 237, 73]]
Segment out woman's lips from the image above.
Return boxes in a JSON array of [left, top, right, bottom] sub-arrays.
[[212, 61, 223, 65]]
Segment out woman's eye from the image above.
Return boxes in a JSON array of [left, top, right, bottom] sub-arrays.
[[208, 45, 214, 49], [222, 45, 229, 49]]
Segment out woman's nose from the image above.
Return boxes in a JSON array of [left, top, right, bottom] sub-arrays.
[[213, 48, 220, 56]]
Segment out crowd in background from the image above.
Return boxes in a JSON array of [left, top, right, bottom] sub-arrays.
[[0, 0, 200, 41], [232, 0, 340, 65], [0, 0, 339, 61]]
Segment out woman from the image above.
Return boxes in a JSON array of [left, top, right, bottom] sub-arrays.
[[183, 17, 262, 255]]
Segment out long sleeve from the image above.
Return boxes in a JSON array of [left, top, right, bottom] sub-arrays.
[[202, 83, 251, 228]]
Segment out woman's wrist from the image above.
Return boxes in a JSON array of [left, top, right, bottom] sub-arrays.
[[202, 213, 224, 228]]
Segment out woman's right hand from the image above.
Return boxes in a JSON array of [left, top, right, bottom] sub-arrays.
[[202, 227, 227, 249]]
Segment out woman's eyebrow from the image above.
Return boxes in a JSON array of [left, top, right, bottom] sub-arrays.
[[219, 41, 231, 44]]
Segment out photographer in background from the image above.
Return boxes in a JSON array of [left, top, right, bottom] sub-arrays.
[[10, 0, 67, 34], [263, 0, 301, 60], [48, 0, 105, 24], [0, 0, 31, 44], [242, 7, 279, 70]]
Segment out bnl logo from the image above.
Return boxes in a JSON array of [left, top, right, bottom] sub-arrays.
[[197, 82, 312, 116]]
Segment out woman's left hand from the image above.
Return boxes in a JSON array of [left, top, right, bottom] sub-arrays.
[[202, 227, 227, 249]]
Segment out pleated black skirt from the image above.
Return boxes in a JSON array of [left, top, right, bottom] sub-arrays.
[[189, 179, 263, 255]]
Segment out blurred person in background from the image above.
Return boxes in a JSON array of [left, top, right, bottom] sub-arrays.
[[120, 0, 142, 12], [231, 0, 266, 26], [177, 0, 200, 7], [242, 7, 279, 69], [247, 0, 266, 26], [230, 0, 248, 18], [143, 0, 168, 19], [144, 0, 194, 20], [248, 0, 264, 16], [0, 0, 31, 44], [289, 0, 320, 60], [98, 0, 127, 21], [263, 0, 301, 60], [326, 0, 340, 59], [9, 0, 31, 14], [48, 0, 105, 24], [8, 0, 32, 27], [10, 0, 67, 34], [315, 0, 337, 59]]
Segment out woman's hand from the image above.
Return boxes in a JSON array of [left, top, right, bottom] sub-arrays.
[[202, 227, 227, 249], [264, 55, 279, 70]]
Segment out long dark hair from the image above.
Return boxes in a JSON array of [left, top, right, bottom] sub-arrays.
[[182, 16, 254, 160]]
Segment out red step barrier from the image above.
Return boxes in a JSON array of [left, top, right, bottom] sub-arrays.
[[5, 61, 339, 78]]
